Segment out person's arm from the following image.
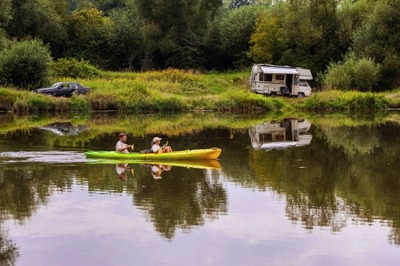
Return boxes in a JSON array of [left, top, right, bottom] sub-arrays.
[[117, 145, 128, 152], [116, 142, 131, 152]]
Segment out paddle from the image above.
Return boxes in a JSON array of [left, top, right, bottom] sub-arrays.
[[124, 144, 134, 151]]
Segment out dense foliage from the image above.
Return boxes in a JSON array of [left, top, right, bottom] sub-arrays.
[[0, 0, 399, 91], [0, 39, 52, 88]]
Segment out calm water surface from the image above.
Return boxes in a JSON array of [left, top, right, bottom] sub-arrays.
[[0, 112, 400, 266]]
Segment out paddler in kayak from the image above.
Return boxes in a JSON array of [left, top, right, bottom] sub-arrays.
[[151, 137, 172, 153], [116, 133, 133, 153]]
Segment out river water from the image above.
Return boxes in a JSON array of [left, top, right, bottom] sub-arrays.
[[0, 112, 400, 266]]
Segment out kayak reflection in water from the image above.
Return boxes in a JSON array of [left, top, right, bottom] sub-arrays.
[[151, 164, 171, 180], [116, 132, 133, 154], [116, 163, 134, 181]]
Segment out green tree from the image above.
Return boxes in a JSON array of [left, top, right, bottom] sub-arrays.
[[67, 7, 112, 68], [227, 0, 271, 9], [133, 0, 222, 69], [106, 7, 144, 70], [307, 0, 344, 70], [278, 2, 323, 69], [353, 0, 400, 89], [6, 0, 68, 56], [0, 0, 12, 28], [248, 8, 285, 64], [0, 39, 52, 89], [217, 5, 261, 68], [90, 0, 126, 13], [249, 0, 350, 75]]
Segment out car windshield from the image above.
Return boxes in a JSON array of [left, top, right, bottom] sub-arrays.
[[51, 82, 63, 88]]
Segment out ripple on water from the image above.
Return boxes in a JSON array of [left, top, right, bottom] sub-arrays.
[[0, 151, 88, 164]]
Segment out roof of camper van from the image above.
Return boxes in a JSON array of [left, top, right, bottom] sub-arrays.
[[257, 64, 313, 80]]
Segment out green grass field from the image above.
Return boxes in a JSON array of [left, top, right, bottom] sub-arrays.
[[0, 69, 398, 114]]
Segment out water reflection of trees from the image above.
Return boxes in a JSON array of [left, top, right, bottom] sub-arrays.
[[0, 163, 226, 242], [245, 139, 350, 232], [77, 164, 227, 239], [238, 121, 400, 245], [75, 164, 228, 239], [0, 227, 18, 266], [132, 167, 226, 239], [0, 164, 75, 265]]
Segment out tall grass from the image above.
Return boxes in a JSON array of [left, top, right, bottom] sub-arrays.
[[0, 88, 18, 111], [218, 90, 286, 112], [71, 69, 283, 113], [71, 95, 92, 112], [299, 90, 390, 111]]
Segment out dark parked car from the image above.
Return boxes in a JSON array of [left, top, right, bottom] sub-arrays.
[[34, 82, 91, 97]]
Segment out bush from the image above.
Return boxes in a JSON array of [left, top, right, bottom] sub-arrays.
[[0, 39, 52, 89], [353, 58, 380, 91], [52, 58, 100, 78], [323, 54, 380, 91], [323, 62, 352, 90]]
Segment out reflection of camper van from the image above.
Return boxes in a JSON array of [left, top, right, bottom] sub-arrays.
[[249, 64, 313, 97], [249, 119, 312, 150]]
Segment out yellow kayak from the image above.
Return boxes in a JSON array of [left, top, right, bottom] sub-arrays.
[[85, 148, 222, 161]]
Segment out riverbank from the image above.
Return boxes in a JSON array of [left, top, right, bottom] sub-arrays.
[[0, 69, 399, 114]]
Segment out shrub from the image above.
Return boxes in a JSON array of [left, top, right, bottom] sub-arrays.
[[52, 58, 100, 78], [322, 54, 380, 91], [0, 39, 52, 89], [353, 58, 380, 91], [323, 62, 352, 90]]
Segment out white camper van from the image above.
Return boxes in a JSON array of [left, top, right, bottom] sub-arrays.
[[249, 64, 313, 97]]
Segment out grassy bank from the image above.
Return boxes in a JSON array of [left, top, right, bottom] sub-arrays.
[[294, 90, 391, 111], [1, 69, 400, 114], [0, 69, 286, 114]]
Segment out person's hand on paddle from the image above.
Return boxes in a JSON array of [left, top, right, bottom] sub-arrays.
[[125, 144, 134, 150], [162, 141, 169, 149]]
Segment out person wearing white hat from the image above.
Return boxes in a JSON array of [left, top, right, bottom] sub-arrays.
[[151, 136, 172, 154]]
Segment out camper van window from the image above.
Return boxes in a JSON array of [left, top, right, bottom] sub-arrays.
[[260, 74, 272, 82], [299, 80, 308, 86], [276, 75, 284, 80]]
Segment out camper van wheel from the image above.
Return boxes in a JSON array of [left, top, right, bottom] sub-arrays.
[[297, 92, 305, 98], [270, 92, 277, 97]]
